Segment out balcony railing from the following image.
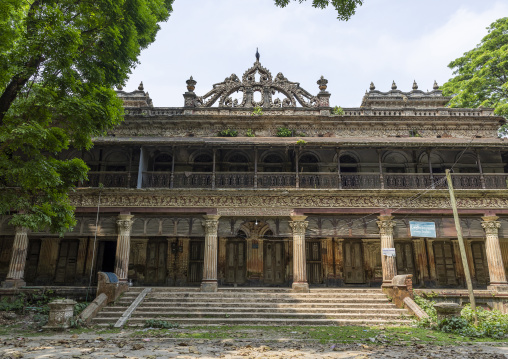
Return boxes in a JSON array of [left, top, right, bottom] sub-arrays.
[[80, 171, 138, 188], [78, 172, 508, 190]]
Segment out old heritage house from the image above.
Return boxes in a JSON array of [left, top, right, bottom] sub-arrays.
[[2, 58, 508, 293]]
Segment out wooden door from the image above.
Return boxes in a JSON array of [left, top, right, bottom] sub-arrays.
[[306, 240, 322, 284], [264, 241, 285, 285], [343, 241, 365, 284], [24, 239, 41, 284], [55, 240, 79, 284], [188, 240, 204, 284], [395, 242, 415, 276], [146, 239, 168, 286], [433, 241, 457, 286], [471, 242, 489, 285], [225, 240, 246, 284]]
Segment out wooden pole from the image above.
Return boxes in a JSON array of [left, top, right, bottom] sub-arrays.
[[445, 169, 478, 325]]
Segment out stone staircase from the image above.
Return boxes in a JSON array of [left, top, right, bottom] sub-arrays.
[[93, 287, 412, 327]]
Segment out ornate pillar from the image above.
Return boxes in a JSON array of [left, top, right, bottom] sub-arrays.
[[289, 216, 309, 292], [114, 214, 134, 282], [377, 216, 397, 286], [201, 215, 220, 292], [2, 227, 29, 288], [481, 216, 508, 291]]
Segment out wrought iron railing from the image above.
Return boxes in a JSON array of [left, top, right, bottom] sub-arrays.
[[78, 172, 508, 190], [80, 171, 138, 188]]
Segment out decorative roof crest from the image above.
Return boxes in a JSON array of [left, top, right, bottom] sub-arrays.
[[184, 58, 327, 108]]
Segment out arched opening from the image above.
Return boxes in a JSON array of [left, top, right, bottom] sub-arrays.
[[192, 153, 213, 172], [299, 154, 319, 172], [152, 153, 173, 172], [226, 153, 249, 172], [340, 155, 358, 173], [262, 153, 284, 172]]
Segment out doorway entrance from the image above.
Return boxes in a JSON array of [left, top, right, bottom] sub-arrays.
[[471, 241, 489, 286], [225, 239, 246, 285], [188, 240, 204, 284], [264, 240, 285, 285], [343, 240, 365, 284], [306, 240, 322, 284], [433, 241, 457, 286], [145, 239, 168, 286], [55, 239, 79, 285]]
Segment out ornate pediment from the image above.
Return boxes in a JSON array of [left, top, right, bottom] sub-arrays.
[[184, 56, 330, 108]]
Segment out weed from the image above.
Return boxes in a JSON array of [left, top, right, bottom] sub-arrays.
[[276, 127, 292, 137], [218, 129, 238, 137], [251, 106, 263, 116], [144, 319, 180, 329], [333, 106, 344, 115], [246, 128, 255, 137]]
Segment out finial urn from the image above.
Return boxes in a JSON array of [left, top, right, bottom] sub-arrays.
[[186, 76, 197, 92], [369, 82, 375, 91], [391, 81, 397, 90], [317, 76, 328, 91], [433, 80, 439, 90], [412, 80, 418, 90], [138, 81, 144, 91]]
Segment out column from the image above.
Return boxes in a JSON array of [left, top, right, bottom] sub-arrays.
[[481, 216, 508, 291], [378, 150, 384, 190], [114, 214, 134, 282], [201, 215, 220, 292], [289, 215, 309, 292], [2, 227, 29, 288], [377, 216, 397, 286]]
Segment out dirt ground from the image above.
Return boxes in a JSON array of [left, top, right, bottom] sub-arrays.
[[1, 330, 507, 359]]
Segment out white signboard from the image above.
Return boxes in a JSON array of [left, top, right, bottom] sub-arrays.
[[382, 248, 396, 257]]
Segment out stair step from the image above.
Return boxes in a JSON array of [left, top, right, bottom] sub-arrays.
[[132, 307, 406, 314]]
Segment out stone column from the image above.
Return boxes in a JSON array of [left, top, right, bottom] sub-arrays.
[[114, 214, 134, 282], [201, 215, 220, 292], [481, 216, 508, 291], [289, 216, 309, 292], [377, 216, 397, 286], [2, 227, 29, 288]]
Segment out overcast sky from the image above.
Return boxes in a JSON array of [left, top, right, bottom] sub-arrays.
[[124, 0, 507, 109]]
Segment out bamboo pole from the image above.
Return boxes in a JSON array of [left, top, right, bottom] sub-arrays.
[[445, 169, 478, 325]]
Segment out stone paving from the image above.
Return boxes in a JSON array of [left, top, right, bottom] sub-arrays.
[[1, 332, 507, 359]]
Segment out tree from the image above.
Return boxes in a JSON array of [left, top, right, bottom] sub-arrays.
[[274, 0, 363, 21], [0, 0, 173, 234], [442, 17, 508, 134]]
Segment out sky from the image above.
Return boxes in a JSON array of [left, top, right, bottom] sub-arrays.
[[124, 0, 508, 109]]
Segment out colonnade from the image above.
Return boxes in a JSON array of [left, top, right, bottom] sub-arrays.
[[2, 214, 508, 291]]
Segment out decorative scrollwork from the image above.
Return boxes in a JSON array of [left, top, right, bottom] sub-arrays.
[[192, 60, 320, 108]]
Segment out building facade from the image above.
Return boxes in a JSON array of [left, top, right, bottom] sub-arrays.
[[2, 59, 508, 292]]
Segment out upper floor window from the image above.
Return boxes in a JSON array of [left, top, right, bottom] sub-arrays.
[[193, 154, 213, 172]]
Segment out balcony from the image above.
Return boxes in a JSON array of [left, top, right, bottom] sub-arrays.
[[77, 171, 508, 190]]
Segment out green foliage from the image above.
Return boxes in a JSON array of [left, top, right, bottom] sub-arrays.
[[274, 0, 363, 21], [246, 129, 255, 137], [414, 295, 437, 328], [296, 139, 306, 145], [277, 127, 293, 137], [415, 295, 508, 339], [251, 106, 263, 116], [74, 302, 89, 317], [0, 0, 174, 234], [442, 17, 508, 134], [144, 319, 180, 329], [218, 129, 238, 137], [332, 106, 344, 115]]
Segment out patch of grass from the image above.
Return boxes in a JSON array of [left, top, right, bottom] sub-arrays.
[[130, 325, 508, 345]]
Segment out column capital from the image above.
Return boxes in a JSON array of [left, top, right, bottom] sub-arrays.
[[15, 226, 29, 236], [202, 215, 220, 234], [377, 216, 395, 236], [482, 216, 501, 235], [117, 215, 134, 236], [289, 218, 308, 234]]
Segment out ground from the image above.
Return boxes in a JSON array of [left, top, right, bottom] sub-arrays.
[[0, 319, 508, 359]]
